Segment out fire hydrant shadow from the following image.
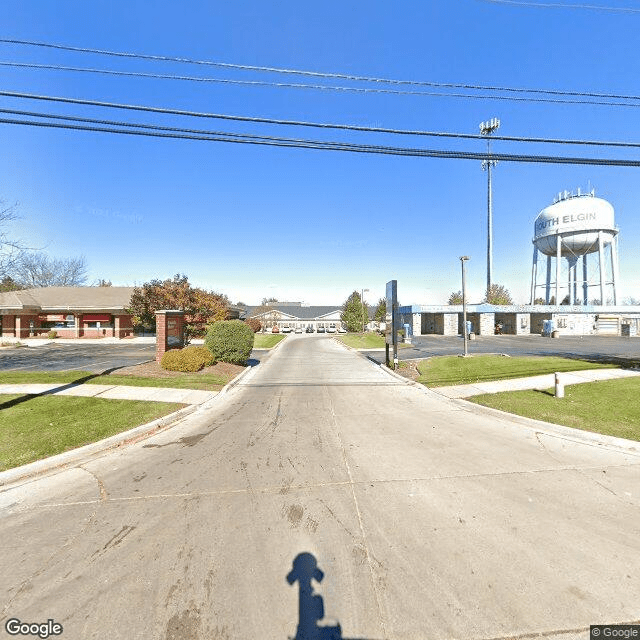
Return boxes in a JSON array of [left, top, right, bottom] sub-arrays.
[[287, 552, 342, 640]]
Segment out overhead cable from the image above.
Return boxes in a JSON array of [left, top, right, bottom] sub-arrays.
[[1, 38, 639, 103], [478, 0, 640, 13], [2, 115, 640, 166], [1, 60, 639, 108], [1, 90, 640, 149]]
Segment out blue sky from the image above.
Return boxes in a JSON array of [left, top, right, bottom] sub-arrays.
[[1, 0, 640, 306]]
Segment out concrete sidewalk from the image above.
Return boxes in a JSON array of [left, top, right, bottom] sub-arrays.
[[434, 366, 640, 398], [0, 382, 216, 405]]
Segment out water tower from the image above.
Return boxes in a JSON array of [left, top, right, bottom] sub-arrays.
[[530, 190, 620, 305]]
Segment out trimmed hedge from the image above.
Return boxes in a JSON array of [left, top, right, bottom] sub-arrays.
[[205, 320, 254, 365], [160, 345, 216, 372]]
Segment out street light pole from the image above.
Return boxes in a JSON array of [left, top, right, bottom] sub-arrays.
[[460, 256, 470, 357], [480, 118, 500, 297], [361, 288, 369, 333]]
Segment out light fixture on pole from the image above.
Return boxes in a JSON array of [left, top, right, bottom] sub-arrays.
[[460, 256, 470, 357], [361, 288, 369, 333], [480, 118, 500, 297]]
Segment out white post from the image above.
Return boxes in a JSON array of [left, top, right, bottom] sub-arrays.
[[555, 372, 564, 398]]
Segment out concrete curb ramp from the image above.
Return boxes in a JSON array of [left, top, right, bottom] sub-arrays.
[[433, 367, 640, 398]]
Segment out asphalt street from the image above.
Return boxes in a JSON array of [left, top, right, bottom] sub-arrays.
[[0, 335, 639, 639]]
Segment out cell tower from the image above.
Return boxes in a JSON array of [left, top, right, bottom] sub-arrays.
[[530, 190, 620, 306]]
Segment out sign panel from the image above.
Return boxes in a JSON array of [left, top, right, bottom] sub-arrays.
[[385, 280, 398, 346], [83, 314, 110, 322]]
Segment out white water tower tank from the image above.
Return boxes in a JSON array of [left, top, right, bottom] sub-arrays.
[[530, 191, 620, 305]]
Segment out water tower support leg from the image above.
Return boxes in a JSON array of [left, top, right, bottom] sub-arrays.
[[556, 235, 562, 305], [545, 255, 552, 304], [530, 247, 538, 304], [598, 231, 605, 305], [582, 254, 588, 305], [611, 236, 620, 305]]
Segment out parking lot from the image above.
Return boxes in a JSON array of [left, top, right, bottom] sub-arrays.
[[0, 342, 157, 373], [1, 334, 639, 374], [368, 334, 640, 365]]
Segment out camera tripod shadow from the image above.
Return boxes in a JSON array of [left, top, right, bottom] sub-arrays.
[[287, 552, 379, 640]]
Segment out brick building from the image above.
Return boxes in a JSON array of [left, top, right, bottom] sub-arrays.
[[0, 287, 136, 339]]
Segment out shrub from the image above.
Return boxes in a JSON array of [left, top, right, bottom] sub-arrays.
[[160, 345, 216, 372], [245, 318, 262, 333], [47, 330, 58, 339], [205, 320, 254, 365]]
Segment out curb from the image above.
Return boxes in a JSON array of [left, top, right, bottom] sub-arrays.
[[366, 353, 640, 457], [451, 396, 640, 457], [0, 360, 258, 488]]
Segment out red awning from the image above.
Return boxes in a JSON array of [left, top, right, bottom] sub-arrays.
[[82, 314, 111, 322]]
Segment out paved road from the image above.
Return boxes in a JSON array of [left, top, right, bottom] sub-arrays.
[[369, 334, 640, 365], [1, 335, 639, 639]]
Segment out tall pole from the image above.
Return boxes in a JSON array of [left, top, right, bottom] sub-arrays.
[[480, 118, 500, 297], [361, 288, 369, 333], [460, 256, 470, 357]]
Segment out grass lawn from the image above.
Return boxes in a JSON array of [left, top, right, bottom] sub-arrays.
[[0, 367, 239, 391], [470, 378, 640, 442], [254, 334, 286, 348], [0, 370, 92, 384], [0, 394, 184, 471], [417, 355, 616, 387]]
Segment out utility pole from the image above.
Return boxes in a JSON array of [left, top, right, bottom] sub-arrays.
[[460, 256, 470, 357], [361, 288, 369, 333], [480, 118, 500, 297]]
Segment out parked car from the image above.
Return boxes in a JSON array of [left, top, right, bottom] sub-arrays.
[[271, 326, 280, 333], [327, 324, 337, 333], [337, 327, 347, 333], [294, 327, 303, 334], [317, 326, 326, 333], [305, 326, 315, 333], [281, 326, 292, 333]]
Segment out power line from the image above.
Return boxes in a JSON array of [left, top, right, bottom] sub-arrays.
[[1, 60, 638, 107], [2, 91, 640, 150], [2, 37, 639, 103], [2, 39, 640, 103], [478, 0, 640, 13], [2, 114, 640, 166]]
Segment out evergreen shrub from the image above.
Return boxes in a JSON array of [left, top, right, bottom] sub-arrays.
[[160, 345, 216, 372], [205, 320, 254, 365]]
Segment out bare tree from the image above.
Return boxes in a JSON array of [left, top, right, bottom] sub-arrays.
[[0, 202, 28, 279], [12, 252, 89, 288]]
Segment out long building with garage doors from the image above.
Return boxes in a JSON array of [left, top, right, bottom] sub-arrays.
[[399, 303, 640, 338]]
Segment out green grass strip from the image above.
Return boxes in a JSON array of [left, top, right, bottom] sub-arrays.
[[470, 378, 640, 442], [87, 373, 230, 390], [417, 355, 616, 387], [0, 370, 92, 384], [0, 395, 184, 471], [253, 334, 286, 348], [0, 369, 233, 391]]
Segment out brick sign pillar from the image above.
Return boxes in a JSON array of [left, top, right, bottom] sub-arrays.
[[155, 310, 185, 363]]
